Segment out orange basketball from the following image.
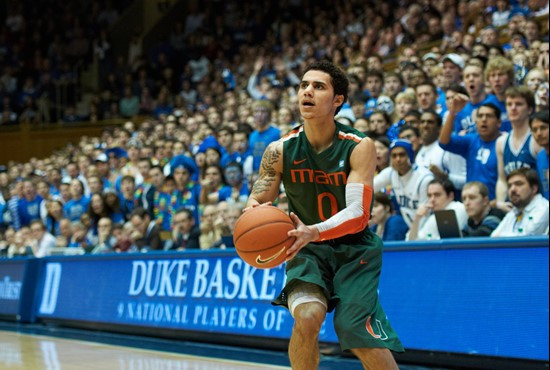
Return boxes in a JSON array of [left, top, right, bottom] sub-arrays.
[[233, 206, 296, 269]]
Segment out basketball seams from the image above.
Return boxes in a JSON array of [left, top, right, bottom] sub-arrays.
[[233, 205, 295, 268], [234, 221, 294, 246]]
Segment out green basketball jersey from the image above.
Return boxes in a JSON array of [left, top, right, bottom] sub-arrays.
[[282, 122, 366, 228]]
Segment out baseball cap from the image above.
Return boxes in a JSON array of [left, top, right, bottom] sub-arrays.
[[389, 139, 415, 164], [126, 138, 143, 149], [422, 52, 438, 62], [105, 147, 128, 159], [442, 53, 465, 70], [95, 153, 108, 163]]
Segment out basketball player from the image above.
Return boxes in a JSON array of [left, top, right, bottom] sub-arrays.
[[245, 61, 403, 369]]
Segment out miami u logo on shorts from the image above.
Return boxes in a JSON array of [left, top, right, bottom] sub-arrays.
[[366, 316, 388, 340]]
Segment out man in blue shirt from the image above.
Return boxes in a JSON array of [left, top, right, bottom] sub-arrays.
[[529, 110, 549, 199], [249, 100, 280, 172], [17, 179, 43, 227], [453, 63, 501, 134], [440, 99, 502, 200]]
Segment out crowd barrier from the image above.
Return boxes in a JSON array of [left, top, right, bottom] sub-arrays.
[[1, 236, 548, 366]]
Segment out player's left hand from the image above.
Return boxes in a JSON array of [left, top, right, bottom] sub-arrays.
[[286, 212, 320, 261]]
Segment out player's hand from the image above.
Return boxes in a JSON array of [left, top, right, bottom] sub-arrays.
[[242, 201, 272, 213], [286, 212, 319, 261]]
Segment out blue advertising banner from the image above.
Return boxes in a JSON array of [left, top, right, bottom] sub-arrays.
[[34, 237, 548, 361], [35, 252, 337, 341], [0, 260, 26, 316], [0, 258, 39, 321], [379, 243, 548, 361]]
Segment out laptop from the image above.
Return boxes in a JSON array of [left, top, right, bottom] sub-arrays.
[[434, 210, 463, 239]]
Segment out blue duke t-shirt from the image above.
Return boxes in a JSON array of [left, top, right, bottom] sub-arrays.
[[440, 133, 499, 199]]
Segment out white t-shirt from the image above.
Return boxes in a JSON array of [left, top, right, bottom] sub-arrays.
[[416, 141, 467, 190], [35, 232, 57, 258], [374, 165, 434, 226]]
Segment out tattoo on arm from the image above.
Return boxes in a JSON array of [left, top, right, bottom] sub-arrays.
[[251, 145, 280, 196]]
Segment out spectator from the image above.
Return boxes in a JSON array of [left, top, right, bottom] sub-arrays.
[[491, 168, 549, 236], [442, 54, 465, 91], [119, 86, 140, 118], [135, 158, 154, 215], [45, 199, 64, 236], [369, 192, 408, 241], [91, 217, 116, 254], [166, 208, 200, 250], [364, 70, 384, 117], [374, 140, 434, 226], [416, 110, 467, 192], [67, 221, 91, 250], [398, 124, 422, 154], [453, 63, 501, 134], [485, 56, 514, 128], [407, 178, 468, 241], [461, 181, 505, 237], [88, 193, 109, 236], [415, 82, 439, 113], [218, 162, 249, 204], [368, 110, 391, 136], [383, 72, 404, 99], [496, 86, 541, 208], [29, 220, 56, 257], [529, 110, 549, 199], [87, 175, 104, 195], [211, 202, 244, 249], [199, 204, 221, 250], [249, 100, 280, 172], [440, 103, 503, 200], [130, 207, 163, 251], [216, 126, 234, 158], [199, 164, 226, 205], [119, 175, 137, 221], [17, 179, 42, 228], [373, 136, 391, 174], [56, 218, 73, 248], [221, 127, 254, 175], [104, 189, 124, 224], [492, 0, 511, 27]]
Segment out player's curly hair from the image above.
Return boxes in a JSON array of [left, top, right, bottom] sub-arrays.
[[302, 60, 349, 115]]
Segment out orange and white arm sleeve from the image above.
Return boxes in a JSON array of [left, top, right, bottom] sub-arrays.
[[313, 183, 373, 241]]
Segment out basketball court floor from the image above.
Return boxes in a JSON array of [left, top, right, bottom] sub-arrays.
[[0, 324, 443, 370]]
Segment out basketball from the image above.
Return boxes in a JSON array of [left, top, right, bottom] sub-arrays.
[[233, 206, 296, 269]]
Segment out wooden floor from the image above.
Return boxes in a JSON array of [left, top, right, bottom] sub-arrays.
[[0, 331, 291, 370]]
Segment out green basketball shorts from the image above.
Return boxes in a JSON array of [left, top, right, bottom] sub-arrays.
[[273, 231, 404, 352]]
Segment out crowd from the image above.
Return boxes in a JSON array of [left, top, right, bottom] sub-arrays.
[[0, 0, 133, 124], [0, 0, 549, 257]]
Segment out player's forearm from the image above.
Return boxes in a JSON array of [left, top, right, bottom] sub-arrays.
[[313, 183, 372, 241]]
